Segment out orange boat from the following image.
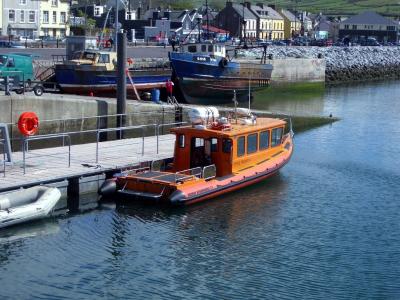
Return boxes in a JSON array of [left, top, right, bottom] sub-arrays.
[[100, 107, 293, 205]]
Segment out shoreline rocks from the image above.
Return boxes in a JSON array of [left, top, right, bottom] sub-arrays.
[[240, 46, 400, 83]]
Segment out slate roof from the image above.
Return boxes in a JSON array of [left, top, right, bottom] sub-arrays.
[[280, 9, 300, 22], [250, 4, 283, 20], [341, 11, 397, 26], [231, 3, 256, 20]]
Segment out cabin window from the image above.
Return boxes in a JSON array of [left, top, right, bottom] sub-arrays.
[[201, 45, 206, 52], [271, 128, 283, 147], [247, 133, 258, 154], [211, 138, 218, 152], [98, 54, 110, 63], [259, 130, 270, 149], [223, 139, 232, 153], [237, 136, 245, 157], [178, 134, 185, 148], [188, 45, 197, 53], [195, 138, 204, 147], [208, 45, 213, 52]]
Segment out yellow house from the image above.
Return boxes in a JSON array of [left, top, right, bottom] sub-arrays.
[[39, 0, 70, 37], [280, 9, 301, 39], [246, 3, 284, 40]]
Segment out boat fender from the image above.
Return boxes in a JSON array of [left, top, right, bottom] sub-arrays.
[[18, 112, 39, 136], [99, 179, 117, 196], [169, 190, 187, 205]]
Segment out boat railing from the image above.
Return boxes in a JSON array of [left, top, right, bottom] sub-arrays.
[[202, 164, 216, 180], [175, 167, 203, 183]]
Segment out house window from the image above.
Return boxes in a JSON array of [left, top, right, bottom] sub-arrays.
[[237, 136, 245, 157], [51, 0, 58, 6], [247, 133, 258, 154], [201, 45, 206, 51], [20, 0, 27, 4], [126, 11, 135, 20], [20, 10, 25, 23], [29, 11, 35, 23], [259, 130, 270, 149], [44, 28, 49, 36], [60, 29, 65, 37], [60, 12, 66, 24], [52, 11, 57, 23], [344, 24, 349, 29], [43, 11, 49, 23], [352, 25, 357, 30], [9, 10, 15, 22], [387, 26, 395, 31], [271, 128, 283, 147]]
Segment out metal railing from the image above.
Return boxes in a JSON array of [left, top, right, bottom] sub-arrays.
[[95, 123, 157, 163], [175, 166, 203, 183], [22, 133, 71, 174]]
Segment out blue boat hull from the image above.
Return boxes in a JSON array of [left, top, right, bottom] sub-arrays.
[[169, 52, 273, 104], [54, 64, 171, 97]]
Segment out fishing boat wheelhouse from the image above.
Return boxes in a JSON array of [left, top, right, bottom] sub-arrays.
[[101, 107, 293, 205]]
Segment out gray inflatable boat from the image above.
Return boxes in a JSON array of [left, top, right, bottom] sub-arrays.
[[0, 186, 61, 229]]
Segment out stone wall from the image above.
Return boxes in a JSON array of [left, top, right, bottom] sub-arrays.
[[240, 46, 400, 83]]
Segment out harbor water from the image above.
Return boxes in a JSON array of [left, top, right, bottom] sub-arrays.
[[0, 80, 399, 299]]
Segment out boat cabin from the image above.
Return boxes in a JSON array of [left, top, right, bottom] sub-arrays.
[[170, 117, 287, 177], [180, 42, 226, 58], [68, 50, 117, 71]]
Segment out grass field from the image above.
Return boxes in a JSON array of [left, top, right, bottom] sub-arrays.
[[272, 0, 400, 15]]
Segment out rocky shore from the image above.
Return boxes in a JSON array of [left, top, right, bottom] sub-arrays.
[[240, 46, 400, 83]]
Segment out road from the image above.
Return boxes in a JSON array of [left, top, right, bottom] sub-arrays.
[[0, 46, 171, 60]]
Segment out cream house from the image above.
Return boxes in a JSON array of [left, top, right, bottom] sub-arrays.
[[39, 0, 69, 38]]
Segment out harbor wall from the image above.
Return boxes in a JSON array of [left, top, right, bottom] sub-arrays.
[[240, 46, 400, 83], [269, 58, 325, 84], [0, 94, 336, 138]]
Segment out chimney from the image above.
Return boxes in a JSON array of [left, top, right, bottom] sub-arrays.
[[256, 3, 264, 9], [244, 1, 251, 9], [268, 4, 276, 10], [226, 1, 233, 8], [164, 10, 171, 19]]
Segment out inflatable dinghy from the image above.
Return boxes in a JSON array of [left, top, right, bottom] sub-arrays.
[[0, 186, 61, 229]]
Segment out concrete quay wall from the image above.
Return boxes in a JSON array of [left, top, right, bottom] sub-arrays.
[[240, 46, 400, 83]]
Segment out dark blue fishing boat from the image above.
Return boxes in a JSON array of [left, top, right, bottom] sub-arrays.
[[169, 42, 273, 104], [54, 50, 171, 98]]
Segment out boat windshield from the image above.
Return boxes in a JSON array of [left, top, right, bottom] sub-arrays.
[[81, 52, 97, 61]]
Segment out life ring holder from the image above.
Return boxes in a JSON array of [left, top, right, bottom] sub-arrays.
[[18, 112, 39, 136]]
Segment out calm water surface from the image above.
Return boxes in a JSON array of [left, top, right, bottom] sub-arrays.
[[1, 81, 400, 299]]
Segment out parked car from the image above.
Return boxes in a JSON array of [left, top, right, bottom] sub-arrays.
[[0, 41, 25, 48], [272, 40, 286, 46], [360, 38, 380, 46]]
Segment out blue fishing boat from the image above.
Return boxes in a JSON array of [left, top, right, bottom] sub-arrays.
[[54, 50, 171, 98], [169, 42, 273, 104]]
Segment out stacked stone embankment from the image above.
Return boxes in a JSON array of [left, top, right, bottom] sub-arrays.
[[240, 46, 400, 83]]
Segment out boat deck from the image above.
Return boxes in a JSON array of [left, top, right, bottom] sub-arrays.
[[0, 134, 175, 193]]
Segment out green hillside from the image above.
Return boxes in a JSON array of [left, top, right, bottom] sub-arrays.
[[182, 0, 400, 16], [270, 0, 400, 16]]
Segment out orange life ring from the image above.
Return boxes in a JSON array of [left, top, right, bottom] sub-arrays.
[[127, 57, 134, 65], [18, 112, 39, 136]]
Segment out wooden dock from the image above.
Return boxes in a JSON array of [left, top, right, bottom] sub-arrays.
[[0, 134, 175, 193]]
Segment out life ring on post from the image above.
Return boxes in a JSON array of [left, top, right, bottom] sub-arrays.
[[18, 112, 39, 136], [127, 57, 134, 66]]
